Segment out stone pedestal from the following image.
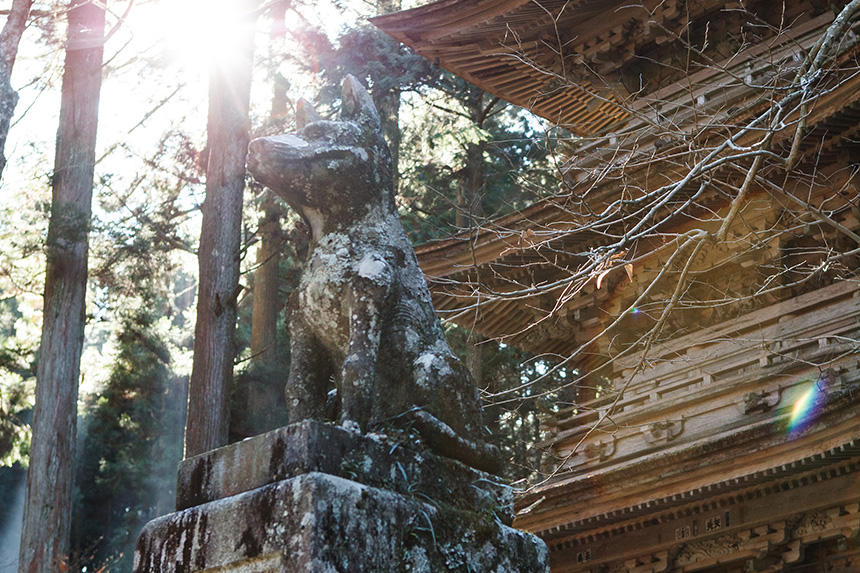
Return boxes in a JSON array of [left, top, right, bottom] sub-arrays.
[[134, 421, 549, 572]]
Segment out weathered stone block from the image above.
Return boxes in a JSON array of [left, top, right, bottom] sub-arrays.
[[134, 422, 549, 572], [177, 420, 513, 523], [136, 471, 546, 572]]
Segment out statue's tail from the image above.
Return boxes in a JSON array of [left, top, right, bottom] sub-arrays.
[[407, 409, 501, 475]]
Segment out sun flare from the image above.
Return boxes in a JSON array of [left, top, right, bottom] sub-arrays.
[[130, 0, 257, 78]]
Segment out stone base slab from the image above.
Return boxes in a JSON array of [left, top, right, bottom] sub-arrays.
[[134, 421, 548, 572], [135, 471, 548, 572], [177, 420, 513, 523]]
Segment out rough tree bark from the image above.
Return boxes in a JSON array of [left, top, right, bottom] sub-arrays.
[[456, 141, 486, 228], [373, 0, 401, 192], [185, 0, 257, 457], [458, 86, 493, 422], [18, 1, 104, 571], [456, 86, 487, 229], [249, 2, 287, 369], [0, 0, 33, 180], [249, 193, 283, 366]]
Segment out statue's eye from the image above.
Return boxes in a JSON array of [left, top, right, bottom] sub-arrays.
[[302, 121, 362, 144], [315, 149, 358, 162], [302, 122, 330, 139]]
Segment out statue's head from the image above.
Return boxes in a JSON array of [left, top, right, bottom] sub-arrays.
[[247, 75, 394, 230]]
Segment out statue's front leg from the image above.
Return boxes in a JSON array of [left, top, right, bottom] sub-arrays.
[[340, 256, 392, 432], [286, 314, 332, 422]]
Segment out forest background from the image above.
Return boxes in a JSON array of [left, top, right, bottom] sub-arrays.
[[0, 0, 563, 570]]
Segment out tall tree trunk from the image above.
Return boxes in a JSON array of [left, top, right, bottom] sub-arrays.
[[456, 141, 485, 228], [249, 3, 287, 370], [465, 333, 484, 389], [249, 193, 282, 367], [18, 1, 104, 571], [458, 86, 490, 425], [373, 84, 401, 193], [374, 0, 401, 193], [456, 86, 486, 229], [0, 0, 33, 180], [185, 0, 256, 457]]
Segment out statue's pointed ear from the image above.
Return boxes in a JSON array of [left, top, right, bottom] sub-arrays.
[[341, 74, 380, 130], [296, 99, 323, 129]]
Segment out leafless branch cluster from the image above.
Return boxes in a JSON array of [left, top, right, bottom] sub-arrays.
[[439, 1, 860, 465]]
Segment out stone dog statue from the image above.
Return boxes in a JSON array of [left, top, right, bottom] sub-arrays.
[[247, 76, 499, 473]]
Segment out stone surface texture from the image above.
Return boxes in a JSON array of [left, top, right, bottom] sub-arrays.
[[176, 421, 513, 523], [245, 75, 497, 472], [134, 421, 549, 572]]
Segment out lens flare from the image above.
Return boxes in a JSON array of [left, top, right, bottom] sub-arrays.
[[788, 382, 819, 432], [126, 0, 256, 79]]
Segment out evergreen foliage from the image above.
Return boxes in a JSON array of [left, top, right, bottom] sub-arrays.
[[0, 297, 34, 466], [444, 325, 565, 483], [73, 307, 185, 571], [398, 87, 556, 242], [67, 125, 197, 571], [291, 21, 557, 242]]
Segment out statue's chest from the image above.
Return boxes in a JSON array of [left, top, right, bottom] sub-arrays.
[[296, 239, 361, 349]]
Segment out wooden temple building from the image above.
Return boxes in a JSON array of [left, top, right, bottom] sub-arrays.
[[375, 1, 860, 571]]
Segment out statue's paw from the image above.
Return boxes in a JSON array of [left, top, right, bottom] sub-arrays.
[[340, 419, 362, 434]]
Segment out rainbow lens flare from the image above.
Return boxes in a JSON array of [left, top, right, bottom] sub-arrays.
[[788, 382, 819, 433]]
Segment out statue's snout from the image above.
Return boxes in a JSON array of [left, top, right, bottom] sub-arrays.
[[246, 137, 268, 174], [250, 134, 309, 156], [247, 136, 265, 157], [248, 134, 314, 173]]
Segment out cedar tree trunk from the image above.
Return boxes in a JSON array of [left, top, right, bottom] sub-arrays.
[[373, 0, 401, 193], [456, 86, 486, 229], [249, 192, 282, 367], [18, 1, 104, 571], [185, 0, 256, 457]]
